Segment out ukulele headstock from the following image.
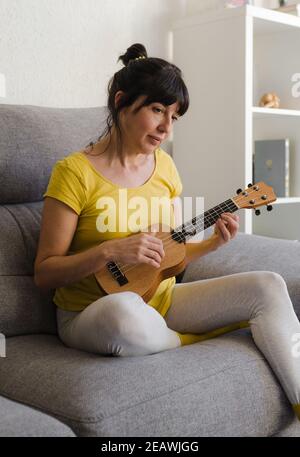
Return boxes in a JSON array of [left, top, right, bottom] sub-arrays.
[[233, 182, 277, 210]]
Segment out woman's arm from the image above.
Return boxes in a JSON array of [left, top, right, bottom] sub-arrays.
[[185, 213, 239, 265], [184, 237, 218, 265], [35, 197, 166, 291], [34, 197, 111, 291], [171, 197, 239, 266]]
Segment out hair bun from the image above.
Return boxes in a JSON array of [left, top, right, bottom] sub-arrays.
[[118, 43, 148, 67]]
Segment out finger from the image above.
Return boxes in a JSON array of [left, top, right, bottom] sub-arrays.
[[145, 232, 164, 252], [148, 240, 165, 258], [148, 234, 162, 243], [139, 246, 161, 268], [218, 220, 231, 241], [223, 219, 239, 238], [221, 213, 234, 221], [146, 232, 164, 244], [146, 249, 162, 268], [221, 214, 239, 230], [217, 217, 238, 241], [146, 256, 161, 268]]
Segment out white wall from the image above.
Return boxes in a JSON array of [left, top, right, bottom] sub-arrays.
[[0, 0, 186, 108]]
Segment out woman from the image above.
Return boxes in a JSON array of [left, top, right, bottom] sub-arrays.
[[34, 43, 300, 420]]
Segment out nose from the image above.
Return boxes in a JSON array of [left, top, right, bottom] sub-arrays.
[[158, 115, 173, 135]]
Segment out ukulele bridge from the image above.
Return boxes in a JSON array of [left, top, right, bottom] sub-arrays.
[[107, 261, 128, 286]]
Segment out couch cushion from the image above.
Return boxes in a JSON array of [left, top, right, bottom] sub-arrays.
[[183, 232, 300, 319], [0, 201, 56, 336], [0, 395, 76, 437], [0, 104, 108, 204], [0, 332, 298, 437]]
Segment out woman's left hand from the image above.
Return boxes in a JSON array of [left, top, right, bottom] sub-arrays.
[[209, 212, 239, 250]]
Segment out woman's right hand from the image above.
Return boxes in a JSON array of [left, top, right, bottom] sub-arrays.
[[102, 231, 165, 268]]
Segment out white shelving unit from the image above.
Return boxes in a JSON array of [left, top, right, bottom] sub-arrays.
[[172, 5, 300, 240]]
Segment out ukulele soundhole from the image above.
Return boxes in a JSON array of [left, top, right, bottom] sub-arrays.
[[106, 261, 129, 286]]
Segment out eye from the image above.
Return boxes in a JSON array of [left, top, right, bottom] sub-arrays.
[[153, 107, 179, 122]]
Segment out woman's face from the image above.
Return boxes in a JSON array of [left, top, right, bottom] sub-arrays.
[[118, 93, 180, 155]]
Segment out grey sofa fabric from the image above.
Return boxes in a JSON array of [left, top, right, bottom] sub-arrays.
[[0, 104, 107, 204], [0, 395, 76, 437], [0, 202, 56, 336], [0, 103, 106, 338], [0, 103, 299, 437], [0, 332, 299, 437]]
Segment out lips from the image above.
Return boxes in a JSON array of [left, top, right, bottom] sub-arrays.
[[149, 136, 163, 142]]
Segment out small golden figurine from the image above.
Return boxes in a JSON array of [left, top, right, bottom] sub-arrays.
[[259, 92, 280, 109]]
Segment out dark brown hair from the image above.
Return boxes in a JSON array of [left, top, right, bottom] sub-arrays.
[[87, 43, 189, 156]]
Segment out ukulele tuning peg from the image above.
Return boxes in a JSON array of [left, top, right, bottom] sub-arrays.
[[267, 205, 273, 212], [255, 209, 261, 216], [248, 183, 253, 188], [236, 188, 242, 194]]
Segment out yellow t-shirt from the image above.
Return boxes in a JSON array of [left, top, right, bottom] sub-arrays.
[[43, 147, 182, 317]]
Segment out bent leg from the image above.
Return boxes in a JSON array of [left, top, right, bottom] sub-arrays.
[[165, 271, 300, 410], [56, 291, 181, 357]]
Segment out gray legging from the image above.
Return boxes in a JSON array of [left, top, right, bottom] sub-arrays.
[[56, 271, 300, 409]]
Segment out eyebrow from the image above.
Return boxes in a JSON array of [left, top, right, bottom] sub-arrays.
[[159, 103, 180, 116]]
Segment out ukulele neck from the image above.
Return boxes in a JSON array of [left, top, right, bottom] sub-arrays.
[[171, 198, 239, 244]]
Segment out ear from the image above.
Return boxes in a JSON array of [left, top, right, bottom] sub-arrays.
[[115, 91, 124, 109]]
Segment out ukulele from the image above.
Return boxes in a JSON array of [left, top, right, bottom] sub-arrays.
[[94, 182, 277, 302]]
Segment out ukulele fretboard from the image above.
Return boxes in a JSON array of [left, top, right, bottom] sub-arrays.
[[171, 198, 238, 244]]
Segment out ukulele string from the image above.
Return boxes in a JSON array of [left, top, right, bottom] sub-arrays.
[[103, 188, 262, 276], [117, 199, 237, 275], [105, 187, 263, 277]]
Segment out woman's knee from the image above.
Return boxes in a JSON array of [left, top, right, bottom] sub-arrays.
[[247, 271, 289, 310], [99, 291, 158, 345], [102, 292, 148, 326], [251, 271, 286, 293], [82, 292, 177, 357], [104, 291, 180, 356]]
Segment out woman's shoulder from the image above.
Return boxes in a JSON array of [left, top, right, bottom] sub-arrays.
[[48, 150, 91, 191], [55, 150, 84, 167], [53, 150, 88, 176], [157, 147, 175, 165], [157, 147, 179, 173], [156, 147, 182, 197]]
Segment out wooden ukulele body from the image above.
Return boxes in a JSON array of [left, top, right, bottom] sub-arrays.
[[94, 223, 186, 302]]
